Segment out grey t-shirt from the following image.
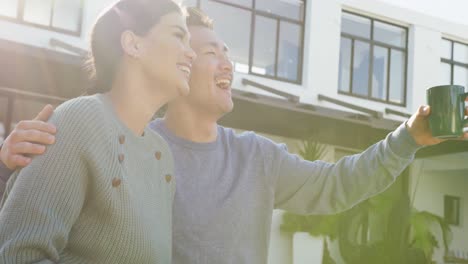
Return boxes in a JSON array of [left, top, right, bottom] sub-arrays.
[[148, 119, 421, 264]]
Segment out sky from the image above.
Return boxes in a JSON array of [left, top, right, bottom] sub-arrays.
[[377, 0, 468, 26]]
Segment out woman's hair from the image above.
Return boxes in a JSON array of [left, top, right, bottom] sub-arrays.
[[86, 0, 183, 94]]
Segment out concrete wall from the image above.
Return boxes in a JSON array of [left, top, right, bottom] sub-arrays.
[[410, 152, 468, 263]]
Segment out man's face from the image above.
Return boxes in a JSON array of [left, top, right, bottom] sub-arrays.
[[175, 26, 234, 118]]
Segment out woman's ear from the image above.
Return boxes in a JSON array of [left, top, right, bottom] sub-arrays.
[[121, 30, 140, 59]]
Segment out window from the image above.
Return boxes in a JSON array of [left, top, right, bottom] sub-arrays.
[[188, 0, 306, 84], [0, 0, 83, 35], [441, 39, 468, 88], [339, 11, 408, 106], [444, 195, 461, 226]]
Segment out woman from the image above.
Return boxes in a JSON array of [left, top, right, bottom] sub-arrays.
[[0, 0, 195, 263]]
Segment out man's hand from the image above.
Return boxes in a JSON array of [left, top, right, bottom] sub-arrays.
[[406, 105, 468, 146], [0, 105, 56, 170]]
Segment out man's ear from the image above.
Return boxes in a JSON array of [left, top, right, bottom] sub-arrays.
[[121, 30, 141, 59]]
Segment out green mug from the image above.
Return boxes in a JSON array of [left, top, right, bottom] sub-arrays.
[[426, 85, 468, 138]]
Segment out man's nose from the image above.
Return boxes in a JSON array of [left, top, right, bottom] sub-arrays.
[[220, 55, 233, 72], [185, 46, 197, 62]]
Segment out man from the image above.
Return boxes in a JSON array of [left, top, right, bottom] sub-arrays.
[[1, 7, 467, 264]]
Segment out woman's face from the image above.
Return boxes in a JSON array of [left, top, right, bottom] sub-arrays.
[[135, 12, 196, 98]]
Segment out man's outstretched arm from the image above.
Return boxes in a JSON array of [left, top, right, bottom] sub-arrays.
[[269, 105, 468, 215], [0, 105, 56, 197]]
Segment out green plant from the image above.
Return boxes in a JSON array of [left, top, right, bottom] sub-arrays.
[[281, 138, 452, 264], [410, 210, 452, 260], [298, 137, 327, 162]]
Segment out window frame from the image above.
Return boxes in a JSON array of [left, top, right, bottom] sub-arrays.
[[193, 0, 307, 85], [441, 38, 468, 86], [444, 195, 461, 226], [339, 10, 409, 106], [0, 0, 84, 36]]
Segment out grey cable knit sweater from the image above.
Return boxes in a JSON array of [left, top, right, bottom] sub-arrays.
[[0, 94, 175, 263]]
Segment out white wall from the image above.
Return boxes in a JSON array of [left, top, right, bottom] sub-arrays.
[[292, 233, 324, 264], [268, 210, 293, 264], [410, 153, 468, 264], [407, 26, 443, 110]]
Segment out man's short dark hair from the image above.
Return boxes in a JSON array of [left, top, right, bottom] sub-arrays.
[[186, 7, 213, 29]]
